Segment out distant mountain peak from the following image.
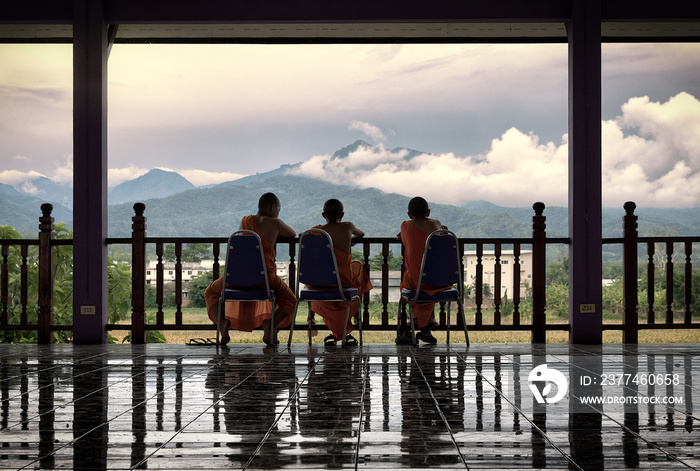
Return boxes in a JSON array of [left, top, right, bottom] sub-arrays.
[[331, 140, 373, 159], [108, 169, 195, 205], [330, 140, 429, 162]]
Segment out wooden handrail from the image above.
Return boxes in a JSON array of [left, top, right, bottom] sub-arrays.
[[2, 201, 698, 344]]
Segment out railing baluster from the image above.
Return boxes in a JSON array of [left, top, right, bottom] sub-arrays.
[[666, 241, 674, 324], [362, 242, 371, 326], [513, 243, 521, 326], [2, 244, 8, 326], [457, 240, 466, 329], [156, 243, 164, 325], [494, 243, 502, 326], [212, 242, 220, 281], [175, 243, 183, 325], [647, 241, 655, 324], [288, 239, 296, 300], [684, 241, 692, 325], [475, 243, 483, 326], [20, 244, 28, 325], [381, 242, 389, 327]]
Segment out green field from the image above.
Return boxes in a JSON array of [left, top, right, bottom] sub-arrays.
[[110, 303, 700, 345]]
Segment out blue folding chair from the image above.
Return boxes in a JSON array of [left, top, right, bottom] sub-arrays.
[[216, 230, 277, 345], [399, 230, 470, 346], [287, 229, 362, 347]]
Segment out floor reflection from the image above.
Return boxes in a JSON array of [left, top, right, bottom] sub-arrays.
[[0, 343, 697, 470]]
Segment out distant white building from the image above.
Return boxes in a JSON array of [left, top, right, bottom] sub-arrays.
[[145, 259, 215, 284], [146, 259, 294, 283], [463, 250, 533, 299], [369, 270, 402, 302]]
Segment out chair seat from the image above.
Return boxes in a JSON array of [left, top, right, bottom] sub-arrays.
[[299, 286, 359, 301], [401, 287, 459, 302], [223, 288, 275, 301]]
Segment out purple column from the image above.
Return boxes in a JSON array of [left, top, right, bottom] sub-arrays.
[[72, 0, 108, 344], [568, 0, 603, 343]]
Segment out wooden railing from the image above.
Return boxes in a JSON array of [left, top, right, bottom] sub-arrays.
[[2, 201, 698, 344]]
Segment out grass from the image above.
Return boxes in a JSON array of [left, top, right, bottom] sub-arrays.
[[112, 304, 700, 345]]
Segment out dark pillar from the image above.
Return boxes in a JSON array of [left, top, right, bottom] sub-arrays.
[[131, 203, 147, 344], [531, 203, 546, 343], [622, 202, 639, 343], [72, 0, 109, 343], [38, 204, 55, 344], [568, 0, 603, 344]]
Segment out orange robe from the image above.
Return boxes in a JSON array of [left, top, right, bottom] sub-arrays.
[[399, 220, 449, 329], [309, 246, 373, 340], [204, 215, 296, 331]]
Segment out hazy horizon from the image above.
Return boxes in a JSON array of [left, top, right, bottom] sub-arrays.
[[1, 43, 700, 208]]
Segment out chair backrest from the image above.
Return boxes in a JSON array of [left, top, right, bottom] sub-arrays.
[[416, 230, 462, 289], [224, 230, 268, 288], [297, 229, 343, 288]]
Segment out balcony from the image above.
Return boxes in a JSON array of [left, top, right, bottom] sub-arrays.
[[1, 202, 698, 345]]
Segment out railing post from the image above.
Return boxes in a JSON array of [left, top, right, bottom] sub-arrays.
[[532, 202, 546, 343], [684, 241, 693, 325], [131, 203, 146, 344], [622, 201, 638, 343], [38, 203, 55, 344]]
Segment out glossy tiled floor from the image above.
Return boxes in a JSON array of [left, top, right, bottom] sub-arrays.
[[0, 342, 698, 470]]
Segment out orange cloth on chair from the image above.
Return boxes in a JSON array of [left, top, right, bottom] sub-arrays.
[[204, 215, 296, 331], [309, 246, 373, 340], [400, 221, 449, 329]]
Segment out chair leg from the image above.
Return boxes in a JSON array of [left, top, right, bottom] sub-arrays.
[[270, 295, 276, 345], [357, 298, 363, 346], [408, 304, 417, 346], [447, 301, 451, 345], [458, 300, 470, 346], [288, 301, 300, 347], [216, 299, 222, 346], [341, 301, 351, 348], [396, 299, 404, 340], [307, 302, 313, 346]]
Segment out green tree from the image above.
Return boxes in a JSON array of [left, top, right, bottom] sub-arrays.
[[0, 224, 162, 343], [546, 256, 569, 286], [545, 282, 569, 319], [368, 250, 403, 271], [187, 271, 214, 308], [163, 243, 212, 262]]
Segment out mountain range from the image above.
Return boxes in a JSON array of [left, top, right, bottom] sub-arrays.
[[2, 141, 699, 242]]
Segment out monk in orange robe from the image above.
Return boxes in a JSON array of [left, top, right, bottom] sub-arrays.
[[398, 196, 449, 344], [205, 192, 296, 346], [307, 199, 373, 345]]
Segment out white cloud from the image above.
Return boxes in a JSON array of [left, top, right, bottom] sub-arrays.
[[20, 181, 39, 195], [108, 165, 150, 187], [294, 93, 700, 208], [174, 169, 245, 187], [602, 93, 700, 207], [0, 169, 45, 185], [51, 154, 73, 185], [348, 120, 388, 143], [294, 130, 569, 206], [108, 165, 245, 187]]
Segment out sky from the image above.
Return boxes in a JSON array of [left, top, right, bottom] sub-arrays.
[[1, 42, 699, 208]]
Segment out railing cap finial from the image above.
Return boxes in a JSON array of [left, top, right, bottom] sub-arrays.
[[623, 201, 636, 214], [532, 202, 545, 215], [133, 202, 146, 217], [40, 203, 53, 217]]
